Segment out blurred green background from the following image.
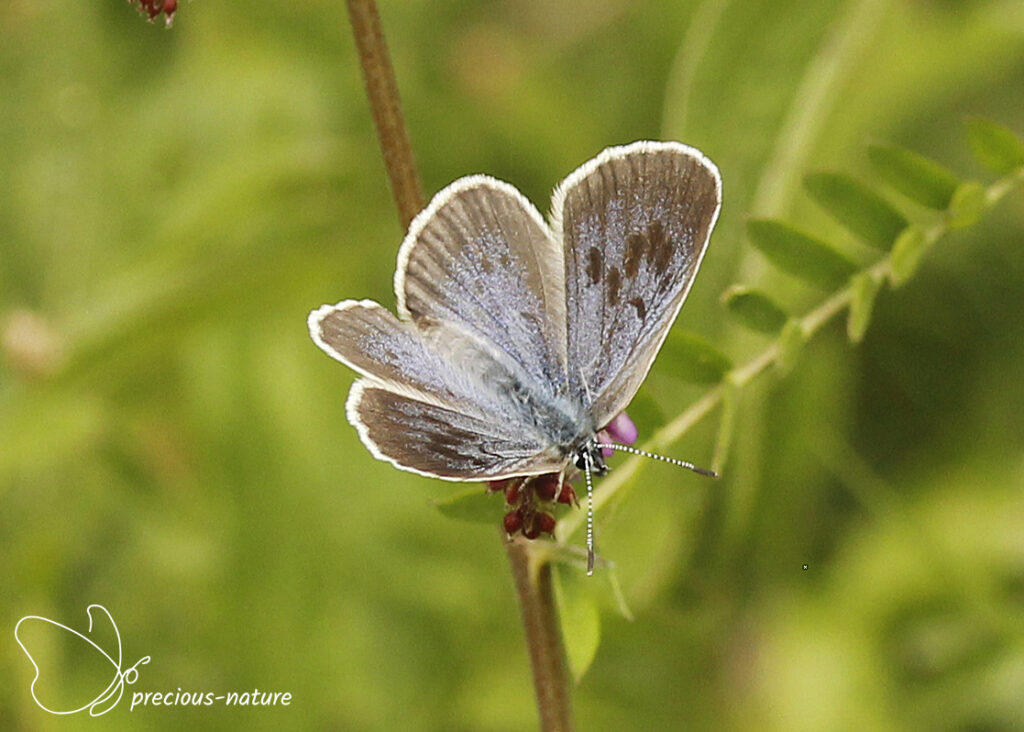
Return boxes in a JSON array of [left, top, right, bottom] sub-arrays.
[[3, 1, 1024, 730]]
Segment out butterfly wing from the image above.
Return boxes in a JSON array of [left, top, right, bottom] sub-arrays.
[[346, 381, 565, 479], [396, 175, 568, 399], [309, 174, 589, 479], [551, 141, 722, 428]]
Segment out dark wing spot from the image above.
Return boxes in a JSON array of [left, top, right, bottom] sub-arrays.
[[628, 297, 647, 321], [607, 267, 621, 306], [647, 220, 674, 274], [624, 233, 646, 278], [586, 247, 603, 285], [644, 221, 663, 265]]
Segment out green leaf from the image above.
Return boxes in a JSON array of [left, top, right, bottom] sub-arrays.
[[746, 219, 858, 290], [775, 319, 806, 376], [888, 226, 931, 287], [967, 118, 1024, 175], [554, 565, 601, 682], [433, 488, 501, 524], [847, 270, 883, 343], [721, 285, 789, 334], [946, 181, 987, 229], [659, 330, 732, 384], [867, 142, 960, 209], [804, 173, 908, 250]]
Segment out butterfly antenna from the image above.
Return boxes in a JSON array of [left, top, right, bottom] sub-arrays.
[[584, 460, 596, 576], [594, 443, 718, 478]]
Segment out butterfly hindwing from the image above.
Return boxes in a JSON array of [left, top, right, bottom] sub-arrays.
[[347, 381, 565, 480], [551, 141, 721, 428]]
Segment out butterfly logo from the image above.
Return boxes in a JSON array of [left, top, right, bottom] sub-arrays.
[[309, 141, 721, 571], [14, 604, 150, 716]]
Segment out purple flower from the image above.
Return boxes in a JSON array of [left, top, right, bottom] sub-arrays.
[[597, 411, 638, 456]]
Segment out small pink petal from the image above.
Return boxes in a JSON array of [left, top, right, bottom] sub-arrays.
[[597, 430, 614, 457], [605, 412, 638, 445]]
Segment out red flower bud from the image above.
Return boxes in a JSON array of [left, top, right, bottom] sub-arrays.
[[557, 483, 577, 505], [534, 513, 556, 534], [503, 510, 522, 535], [533, 474, 559, 501]]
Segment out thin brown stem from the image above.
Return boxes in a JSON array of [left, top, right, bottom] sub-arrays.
[[344, 3, 574, 729], [506, 539, 574, 732], [346, 0, 425, 229]]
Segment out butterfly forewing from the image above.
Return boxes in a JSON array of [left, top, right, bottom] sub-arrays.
[[551, 142, 721, 428], [396, 176, 569, 398], [311, 300, 478, 410]]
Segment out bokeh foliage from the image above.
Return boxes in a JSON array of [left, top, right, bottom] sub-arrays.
[[2, 1, 1024, 730]]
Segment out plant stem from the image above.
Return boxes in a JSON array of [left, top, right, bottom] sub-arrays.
[[344, 3, 574, 729], [346, 0, 425, 229], [506, 540, 575, 732]]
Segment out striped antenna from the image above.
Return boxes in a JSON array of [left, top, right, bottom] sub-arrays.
[[594, 443, 718, 478], [584, 458, 596, 575]]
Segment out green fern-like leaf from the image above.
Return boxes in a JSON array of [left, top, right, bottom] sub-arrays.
[[967, 118, 1024, 175], [804, 172, 908, 250], [434, 489, 501, 524], [659, 330, 732, 384], [847, 271, 883, 343], [867, 142, 960, 209], [888, 226, 930, 287], [721, 286, 789, 334], [747, 219, 858, 290], [946, 181, 987, 229]]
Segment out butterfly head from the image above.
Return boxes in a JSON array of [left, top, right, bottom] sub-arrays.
[[573, 439, 608, 476]]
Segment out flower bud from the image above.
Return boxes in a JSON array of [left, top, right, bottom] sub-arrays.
[[534, 512, 556, 534], [503, 510, 522, 535], [605, 412, 638, 444], [557, 483, 577, 505], [533, 474, 559, 501]]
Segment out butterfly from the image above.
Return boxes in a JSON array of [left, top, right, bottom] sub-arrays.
[[309, 141, 721, 570]]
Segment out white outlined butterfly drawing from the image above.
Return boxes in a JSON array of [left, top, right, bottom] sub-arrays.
[[309, 141, 721, 570], [14, 604, 150, 716]]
